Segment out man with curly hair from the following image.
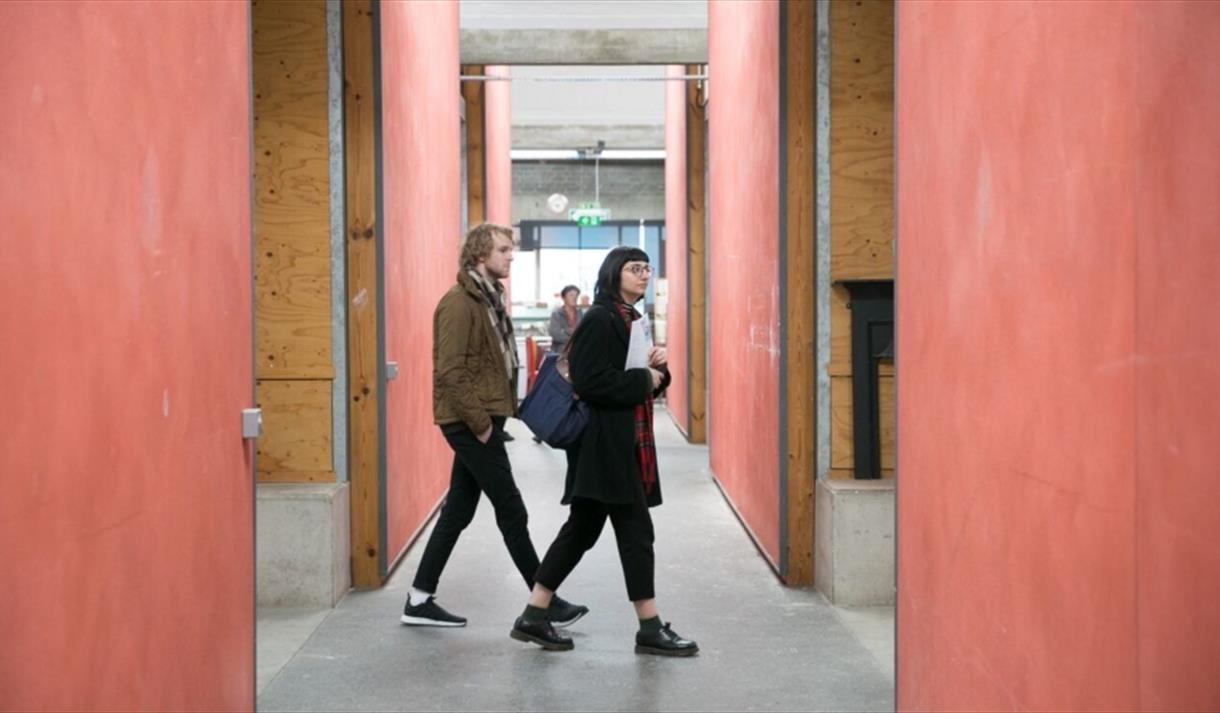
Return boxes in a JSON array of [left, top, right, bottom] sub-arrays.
[[400, 223, 588, 629]]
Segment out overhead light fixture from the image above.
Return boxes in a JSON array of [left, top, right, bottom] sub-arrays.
[[576, 140, 606, 160]]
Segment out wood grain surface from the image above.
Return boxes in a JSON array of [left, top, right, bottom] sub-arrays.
[[344, 0, 382, 588], [253, 0, 333, 379]]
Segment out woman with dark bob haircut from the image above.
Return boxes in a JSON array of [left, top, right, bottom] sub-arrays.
[[509, 246, 698, 656]]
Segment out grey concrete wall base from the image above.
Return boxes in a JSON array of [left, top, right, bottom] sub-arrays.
[[257, 483, 351, 608], [815, 478, 895, 606]]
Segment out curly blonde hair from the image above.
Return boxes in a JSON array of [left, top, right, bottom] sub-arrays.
[[459, 223, 515, 270]]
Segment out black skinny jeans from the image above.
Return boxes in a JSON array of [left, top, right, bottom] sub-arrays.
[[534, 473, 656, 602], [412, 417, 540, 593]]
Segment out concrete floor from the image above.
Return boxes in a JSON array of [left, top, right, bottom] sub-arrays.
[[257, 607, 332, 694], [257, 410, 894, 712]]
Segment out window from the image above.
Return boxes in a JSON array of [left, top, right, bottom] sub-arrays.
[[514, 220, 666, 312]]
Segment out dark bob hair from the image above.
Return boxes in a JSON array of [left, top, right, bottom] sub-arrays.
[[594, 246, 650, 303], [560, 284, 581, 299]]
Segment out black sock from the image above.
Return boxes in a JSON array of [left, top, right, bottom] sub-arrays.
[[639, 615, 663, 632], [522, 604, 548, 621]]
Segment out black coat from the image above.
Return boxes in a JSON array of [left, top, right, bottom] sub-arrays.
[[561, 295, 671, 508]]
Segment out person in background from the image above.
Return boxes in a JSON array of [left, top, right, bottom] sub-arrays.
[[509, 247, 698, 656], [400, 223, 587, 629], [547, 284, 585, 353]]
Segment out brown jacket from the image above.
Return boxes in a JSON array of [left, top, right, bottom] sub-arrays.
[[432, 270, 517, 434]]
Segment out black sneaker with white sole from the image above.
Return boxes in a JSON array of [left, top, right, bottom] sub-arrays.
[[400, 597, 467, 627], [547, 595, 589, 628]]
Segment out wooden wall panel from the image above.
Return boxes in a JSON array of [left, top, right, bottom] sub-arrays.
[[829, 0, 894, 282], [462, 65, 485, 226], [829, 284, 852, 375], [830, 376, 854, 470], [686, 65, 707, 444], [344, 0, 382, 588], [829, 372, 894, 478], [253, 0, 332, 379], [879, 370, 894, 471], [782, 0, 816, 585], [827, 0, 895, 479], [256, 379, 333, 481]]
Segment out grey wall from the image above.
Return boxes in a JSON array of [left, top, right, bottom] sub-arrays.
[[460, 1, 706, 65], [511, 65, 665, 125], [513, 160, 664, 221], [327, 0, 347, 482], [816, 0, 831, 479], [461, 1, 706, 30], [509, 65, 667, 150]]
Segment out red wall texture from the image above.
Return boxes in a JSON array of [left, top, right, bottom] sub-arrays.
[[484, 65, 513, 229], [896, 2, 1220, 710], [0, 2, 254, 709], [707, 0, 781, 564], [380, 1, 462, 566], [663, 64, 690, 436], [1130, 7, 1220, 706]]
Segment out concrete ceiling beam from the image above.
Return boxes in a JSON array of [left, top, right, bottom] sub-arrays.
[[460, 29, 707, 65]]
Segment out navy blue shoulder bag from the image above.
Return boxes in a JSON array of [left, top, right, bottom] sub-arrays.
[[519, 350, 589, 449]]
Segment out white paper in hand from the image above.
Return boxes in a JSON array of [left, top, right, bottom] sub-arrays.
[[624, 313, 653, 370]]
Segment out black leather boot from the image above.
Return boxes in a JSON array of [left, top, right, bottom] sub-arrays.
[[635, 622, 698, 657], [511, 616, 574, 651]]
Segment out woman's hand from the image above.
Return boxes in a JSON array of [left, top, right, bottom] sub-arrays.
[[648, 346, 668, 368], [649, 368, 665, 390]]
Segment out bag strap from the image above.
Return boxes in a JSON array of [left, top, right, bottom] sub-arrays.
[[557, 333, 577, 384]]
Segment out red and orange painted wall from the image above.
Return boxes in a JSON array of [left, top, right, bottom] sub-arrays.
[[0, 2, 254, 708], [672, 0, 811, 580], [896, 2, 1220, 709], [484, 66, 513, 230], [706, 0, 783, 566], [5, 1, 1219, 709], [380, 8, 512, 571], [380, 0, 463, 569], [663, 65, 691, 437]]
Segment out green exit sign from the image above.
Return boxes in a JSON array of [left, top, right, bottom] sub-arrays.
[[569, 202, 611, 226]]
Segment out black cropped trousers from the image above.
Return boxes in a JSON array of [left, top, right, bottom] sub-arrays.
[[534, 475, 656, 602]]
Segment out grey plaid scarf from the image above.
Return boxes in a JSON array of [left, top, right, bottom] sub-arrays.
[[467, 269, 519, 381]]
